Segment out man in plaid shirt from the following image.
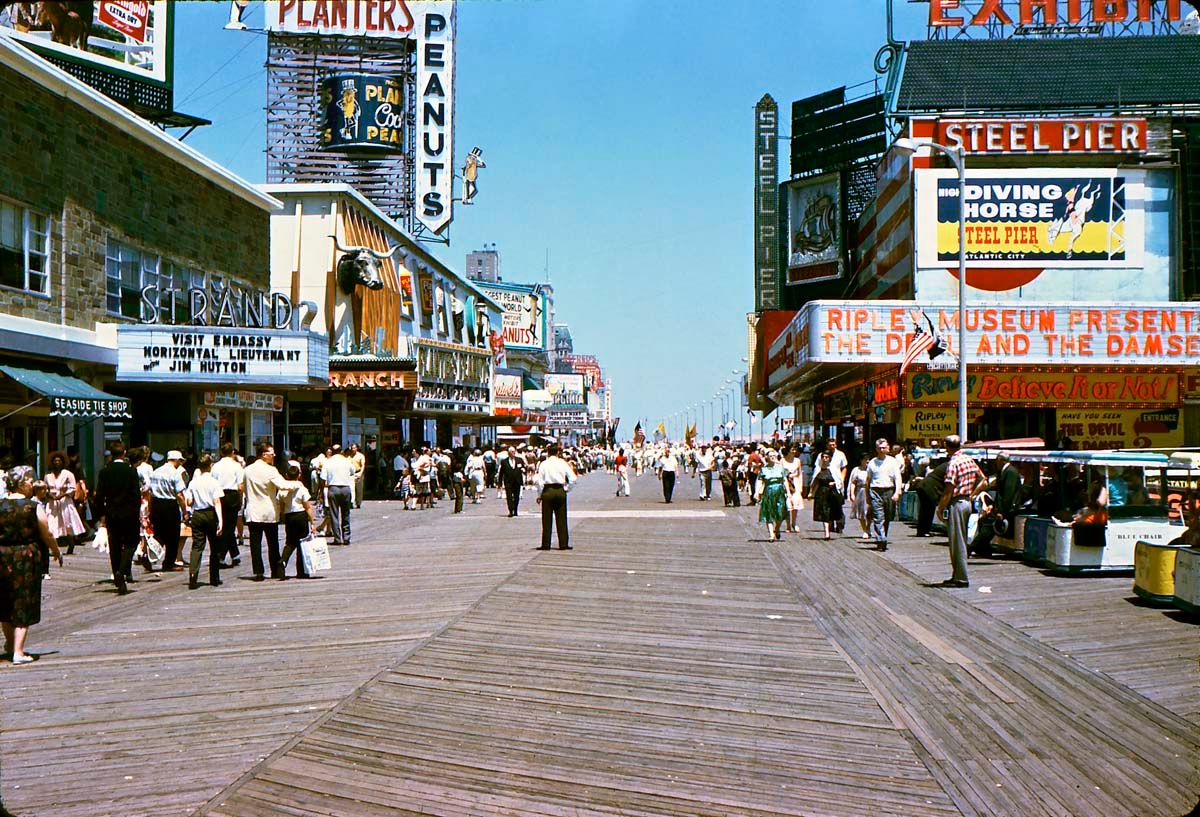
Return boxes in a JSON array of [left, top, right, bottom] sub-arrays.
[[935, 435, 986, 588]]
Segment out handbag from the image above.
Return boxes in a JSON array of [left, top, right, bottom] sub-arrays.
[[300, 535, 332, 573]]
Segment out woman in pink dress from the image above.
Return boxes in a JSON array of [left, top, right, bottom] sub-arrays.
[[44, 452, 86, 556]]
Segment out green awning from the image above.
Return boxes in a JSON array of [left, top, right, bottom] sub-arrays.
[[0, 365, 131, 419], [522, 374, 541, 390]]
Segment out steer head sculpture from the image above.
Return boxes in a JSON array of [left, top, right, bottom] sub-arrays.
[[330, 235, 397, 295]]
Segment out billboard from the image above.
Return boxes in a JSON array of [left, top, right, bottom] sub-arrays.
[[0, 1, 171, 85], [116, 326, 328, 386], [779, 300, 1200, 370], [916, 169, 1138, 269], [1056, 408, 1183, 450], [493, 372, 523, 416], [786, 172, 843, 284], [476, 283, 546, 351], [266, 0, 446, 38], [545, 373, 585, 407], [561, 354, 603, 390], [320, 74, 404, 152]]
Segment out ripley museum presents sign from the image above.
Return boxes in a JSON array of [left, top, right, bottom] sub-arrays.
[[321, 74, 405, 151], [116, 327, 329, 385], [785, 301, 1200, 368], [915, 169, 1140, 269], [786, 172, 843, 285]]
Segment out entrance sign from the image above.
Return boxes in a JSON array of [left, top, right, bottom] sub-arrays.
[[1056, 408, 1183, 449], [116, 326, 328, 385], [933, 118, 1148, 155]]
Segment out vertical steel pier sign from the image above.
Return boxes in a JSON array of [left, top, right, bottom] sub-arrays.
[[754, 94, 779, 311]]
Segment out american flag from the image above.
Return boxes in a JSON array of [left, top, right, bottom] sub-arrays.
[[899, 308, 945, 376]]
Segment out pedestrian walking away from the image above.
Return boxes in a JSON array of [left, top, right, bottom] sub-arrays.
[[185, 455, 225, 589], [211, 443, 244, 566], [321, 444, 356, 545], [92, 441, 141, 594], [936, 435, 987, 588], [148, 450, 188, 572], [243, 443, 292, 580], [536, 444, 577, 550]]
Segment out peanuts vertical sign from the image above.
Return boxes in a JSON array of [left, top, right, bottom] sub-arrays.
[[417, 2, 455, 235]]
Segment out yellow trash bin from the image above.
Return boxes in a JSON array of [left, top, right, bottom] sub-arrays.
[[1133, 540, 1183, 607]]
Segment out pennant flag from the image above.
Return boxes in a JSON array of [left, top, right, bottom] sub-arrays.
[[633, 421, 645, 446], [655, 421, 667, 439]]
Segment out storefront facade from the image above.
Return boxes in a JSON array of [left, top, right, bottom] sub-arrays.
[[0, 38, 284, 476], [264, 183, 504, 456]]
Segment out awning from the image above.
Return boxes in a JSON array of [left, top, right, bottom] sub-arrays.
[[0, 365, 132, 419]]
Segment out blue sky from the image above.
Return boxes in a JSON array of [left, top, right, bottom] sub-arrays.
[[175, 0, 930, 435]]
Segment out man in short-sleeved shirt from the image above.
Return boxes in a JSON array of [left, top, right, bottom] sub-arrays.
[[937, 436, 985, 588], [148, 451, 187, 571]]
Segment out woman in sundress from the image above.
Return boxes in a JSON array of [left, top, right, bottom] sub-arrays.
[[44, 452, 86, 556], [758, 449, 791, 542], [808, 451, 845, 540]]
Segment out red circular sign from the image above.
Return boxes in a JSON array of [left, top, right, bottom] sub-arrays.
[[949, 267, 1043, 292]]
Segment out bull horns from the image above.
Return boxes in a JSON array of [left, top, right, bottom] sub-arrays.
[[328, 234, 403, 260]]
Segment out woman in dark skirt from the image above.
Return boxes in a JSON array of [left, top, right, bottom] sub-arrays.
[[1, 475, 62, 664], [807, 451, 845, 540]]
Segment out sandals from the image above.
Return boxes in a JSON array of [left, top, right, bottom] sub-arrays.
[[11, 654, 34, 665]]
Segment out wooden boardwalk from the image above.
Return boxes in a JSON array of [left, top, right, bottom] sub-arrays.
[[3, 472, 1198, 816]]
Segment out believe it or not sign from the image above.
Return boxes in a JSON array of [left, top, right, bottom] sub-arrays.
[[906, 370, 1179, 408], [1184, 370, 1200, 402], [320, 74, 405, 151], [1056, 408, 1183, 450], [928, 0, 1183, 30], [754, 94, 780, 311], [203, 391, 285, 412], [900, 407, 984, 445], [328, 369, 418, 390], [934, 119, 1147, 156], [915, 169, 1141, 269], [116, 327, 328, 385], [801, 301, 1200, 366]]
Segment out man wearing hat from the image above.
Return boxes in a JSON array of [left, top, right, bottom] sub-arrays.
[[148, 450, 188, 572], [972, 453, 1022, 558]]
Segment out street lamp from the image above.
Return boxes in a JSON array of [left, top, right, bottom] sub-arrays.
[[893, 136, 968, 442]]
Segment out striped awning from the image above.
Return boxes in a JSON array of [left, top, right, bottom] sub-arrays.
[[0, 365, 132, 419]]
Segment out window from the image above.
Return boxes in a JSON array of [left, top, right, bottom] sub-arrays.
[[105, 239, 144, 318], [0, 199, 51, 296]]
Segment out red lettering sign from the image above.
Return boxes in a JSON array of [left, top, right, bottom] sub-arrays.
[[930, 0, 1180, 27], [98, 1, 150, 43], [935, 118, 1147, 155]]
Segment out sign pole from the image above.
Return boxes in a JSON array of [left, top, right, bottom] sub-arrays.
[[954, 147, 968, 443]]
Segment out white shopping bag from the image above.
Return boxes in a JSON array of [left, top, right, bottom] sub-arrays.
[[300, 535, 332, 573], [92, 525, 109, 553]]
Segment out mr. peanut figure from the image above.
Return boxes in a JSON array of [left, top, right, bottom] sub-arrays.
[[462, 147, 486, 205]]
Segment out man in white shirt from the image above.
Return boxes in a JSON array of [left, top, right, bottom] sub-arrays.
[[148, 450, 187, 572], [696, 447, 716, 501], [185, 454, 225, 589], [243, 443, 293, 580], [536, 444, 577, 550], [211, 442, 244, 567], [659, 448, 679, 504], [392, 449, 409, 488], [321, 444, 358, 545], [825, 438, 849, 533], [867, 437, 904, 551]]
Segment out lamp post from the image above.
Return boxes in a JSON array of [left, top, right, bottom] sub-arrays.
[[893, 136, 968, 441]]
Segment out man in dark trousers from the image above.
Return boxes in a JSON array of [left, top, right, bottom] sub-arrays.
[[915, 459, 948, 538], [536, 444, 576, 549], [499, 446, 524, 517], [971, 453, 1022, 558], [92, 441, 142, 595]]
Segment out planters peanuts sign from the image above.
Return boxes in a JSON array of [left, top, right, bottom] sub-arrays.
[[321, 74, 405, 151]]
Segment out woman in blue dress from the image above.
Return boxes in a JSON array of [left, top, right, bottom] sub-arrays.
[[758, 449, 791, 542]]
